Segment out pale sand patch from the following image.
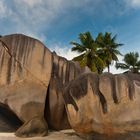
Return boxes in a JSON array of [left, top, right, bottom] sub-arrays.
[[0, 129, 84, 140]]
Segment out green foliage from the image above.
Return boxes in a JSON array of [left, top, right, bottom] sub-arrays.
[[70, 32, 105, 73], [116, 52, 140, 73], [96, 32, 123, 72], [70, 31, 122, 74]]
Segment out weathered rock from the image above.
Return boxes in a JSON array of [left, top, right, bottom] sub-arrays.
[[124, 72, 140, 81], [1, 33, 140, 139], [15, 117, 48, 138], [64, 72, 140, 138], [45, 52, 86, 130], [0, 34, 52, 137], [0, 33, 89, 137], [64, 73, 105, 134]]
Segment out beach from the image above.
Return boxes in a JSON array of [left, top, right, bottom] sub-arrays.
[[0, 130, 83, 140]]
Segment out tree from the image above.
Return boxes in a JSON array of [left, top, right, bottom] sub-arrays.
[[116, 52, 140, 73], [96, 32, 123, 73], [70, 32, 105, 73]]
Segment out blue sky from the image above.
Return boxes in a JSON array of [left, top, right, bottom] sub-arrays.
[[0, 0, 140, 73]]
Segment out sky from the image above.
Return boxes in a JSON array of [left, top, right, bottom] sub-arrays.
[[0, 0, 140, 73]]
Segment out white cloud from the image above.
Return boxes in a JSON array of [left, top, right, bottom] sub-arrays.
[[1, 0, 101, 35], [50, 44, 79, 60], [5, 0, 84, 38], [124, 0, 140, 8], [0, 0, 11, 18], [0, 0, 129, 40], [11, 0, 92, 24], [1, 0, 61, 41], [20, 0, 43, 8], [103, 55, 125, 74]]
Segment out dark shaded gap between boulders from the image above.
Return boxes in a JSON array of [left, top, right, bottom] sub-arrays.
[[0, 103, 23, 132]]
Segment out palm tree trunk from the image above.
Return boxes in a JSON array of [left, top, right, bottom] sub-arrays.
[[108, 64, 110, 73]]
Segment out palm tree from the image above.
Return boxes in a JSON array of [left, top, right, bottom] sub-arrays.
[[70, 32, 105, 73], [116, 52, 140, 73], [96, 32, 123, 73]]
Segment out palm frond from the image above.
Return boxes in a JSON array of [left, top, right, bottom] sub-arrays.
[[79, 32, 95, 49], [70, 42, 86, 53], [112, 53, 119, 61], [72, 53, 85, 61], [113, 50, 123, 56], [111, 34, 117, 42], [136, 61, 140, 68], [115, 62, 129, 70]]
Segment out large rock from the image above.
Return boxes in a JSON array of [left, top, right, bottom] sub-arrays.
[[45, 52, 89, 130], [0, 34, 89, 137], [1, 33, 140, 139], [64, 72, 140, 138], [0, 34, 52, 137]]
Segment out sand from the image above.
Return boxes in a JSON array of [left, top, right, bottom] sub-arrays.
[[0, 129, 84, 140], [2, 130, 140, 140]]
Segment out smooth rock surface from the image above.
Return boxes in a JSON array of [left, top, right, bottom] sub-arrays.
[[0, 34, 91, 137], [45, 52, 90, 130], [45, 52, 82, 130], [0, 34, 52, 137], [64, 72, 140, 137]]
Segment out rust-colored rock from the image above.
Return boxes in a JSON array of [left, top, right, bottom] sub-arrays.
[[45, 52, 81, 130], [0, 34, 52, 137], [0, 34, 86, 137], [64, 72, 140, 138]]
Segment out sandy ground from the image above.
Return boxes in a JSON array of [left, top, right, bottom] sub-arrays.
[[0, 129, 84, 140], [1, 130, 140, 140]]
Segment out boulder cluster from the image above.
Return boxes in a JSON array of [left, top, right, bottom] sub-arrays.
[[0, 34, 140, 139]]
